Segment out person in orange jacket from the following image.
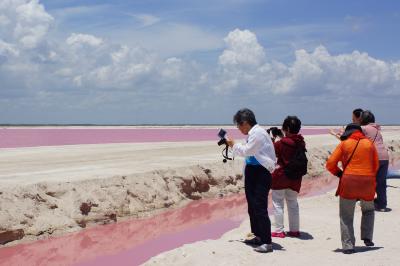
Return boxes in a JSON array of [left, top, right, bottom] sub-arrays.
[[326, 123, 379, 254]]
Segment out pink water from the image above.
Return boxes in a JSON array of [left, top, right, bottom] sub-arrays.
[[0, 194, 248, 266], [0, 175, 338, 266], [0, 128, 329, 148]]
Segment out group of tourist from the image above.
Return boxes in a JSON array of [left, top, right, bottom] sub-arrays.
[[226, 108, 389, 254]]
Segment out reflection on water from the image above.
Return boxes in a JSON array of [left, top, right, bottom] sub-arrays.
[[0, 174, 337, 266], [0, 195, 248, 266]]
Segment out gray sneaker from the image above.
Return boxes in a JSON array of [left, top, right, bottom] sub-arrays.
[[254, 244, 273, 253]]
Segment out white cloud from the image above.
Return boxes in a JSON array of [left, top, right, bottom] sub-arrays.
[[132, 13, 160, 27], [13, 0, 54, 49], [215, 29, 400, 97], [73, 45, 156, 89], [278, 46, 400, 96], [66, 33, 103, 47], [0, 40, 19, 58], [219, 29, 265, 68]]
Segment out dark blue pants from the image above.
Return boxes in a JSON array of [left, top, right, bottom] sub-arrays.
[[375, 160, 389, 209], [244, 164, 272, 244]]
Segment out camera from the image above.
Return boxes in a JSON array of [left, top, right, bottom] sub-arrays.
[[217, 128, 233, 163], [217, 128, 227, 146]]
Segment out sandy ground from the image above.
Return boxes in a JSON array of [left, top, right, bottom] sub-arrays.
[[0, 141, 228, 184], [0, 128, 399, 247], [145, 178, 400, 266]]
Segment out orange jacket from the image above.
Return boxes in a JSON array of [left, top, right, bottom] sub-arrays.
[[326, 133, 379, 200]]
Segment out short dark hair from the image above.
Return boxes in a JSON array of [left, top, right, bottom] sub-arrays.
[[361, 110, 375, 125], [353, 108, 363, 119], [233, 108, 257, 127], [282, 115, 301, 134]]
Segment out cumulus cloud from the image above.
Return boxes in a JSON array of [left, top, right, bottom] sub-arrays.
[[281, 46, 400, 96], [76, 45, 156, 89], [0, 2, 207, 98], [0, 40, 19, 58], [215, 29, 400, 96], [0, 0, 55, 67], [66, 33, 103, 47], [8, 0, 53, 49], [219, 29, 265, 68]]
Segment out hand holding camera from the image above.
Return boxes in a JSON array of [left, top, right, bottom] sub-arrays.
[[217, 129, 234, 163]]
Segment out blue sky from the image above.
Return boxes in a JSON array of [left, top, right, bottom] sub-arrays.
[[1, 0, 399, 124]]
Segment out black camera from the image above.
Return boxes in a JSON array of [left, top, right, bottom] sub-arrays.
[[217, 128, 227, 146], [217, 129, 233, 163]]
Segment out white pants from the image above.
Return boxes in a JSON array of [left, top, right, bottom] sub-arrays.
[[272, 189, 299, 233]]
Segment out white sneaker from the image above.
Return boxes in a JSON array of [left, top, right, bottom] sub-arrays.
[[254, 244, 273, 253]]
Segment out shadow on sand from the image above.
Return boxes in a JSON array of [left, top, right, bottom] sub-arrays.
[[291, 231, 314, 240], [230, 239, 285, 251], [333, 246, 383, 254]]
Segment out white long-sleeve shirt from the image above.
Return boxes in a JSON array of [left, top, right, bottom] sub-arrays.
[[232, 124, 276, 172]]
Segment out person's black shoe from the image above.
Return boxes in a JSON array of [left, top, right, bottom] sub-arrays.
[[244, 237, 262, 246], [343, 249, 355, 254], [363, 239, 375, 246]]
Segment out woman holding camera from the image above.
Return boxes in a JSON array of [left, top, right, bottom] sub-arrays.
[[326, 123, 379, 254], [271, 116, 306, 238], [227, 108, 276, 253]]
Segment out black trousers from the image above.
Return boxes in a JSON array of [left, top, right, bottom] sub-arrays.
[[375, 160, 389, 209], [244, 164, 272, 244]]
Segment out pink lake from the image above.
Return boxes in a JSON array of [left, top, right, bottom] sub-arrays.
[[0, 128, 330, 148]]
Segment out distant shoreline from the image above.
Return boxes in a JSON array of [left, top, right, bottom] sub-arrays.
[[2, 123, 400, 127]]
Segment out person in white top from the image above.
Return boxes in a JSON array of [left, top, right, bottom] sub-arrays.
[[226, 108, 276, 253]]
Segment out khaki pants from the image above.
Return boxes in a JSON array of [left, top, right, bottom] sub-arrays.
[[339, 197, 375, 250]]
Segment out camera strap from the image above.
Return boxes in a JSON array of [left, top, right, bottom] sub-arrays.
[[221, 145, 233, 162]]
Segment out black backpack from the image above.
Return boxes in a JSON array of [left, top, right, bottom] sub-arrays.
[[284, 144, 308, 180]]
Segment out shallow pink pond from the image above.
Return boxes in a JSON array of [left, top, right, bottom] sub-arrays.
[[0, 128, 329, 148], [0, 175, 338, 266]]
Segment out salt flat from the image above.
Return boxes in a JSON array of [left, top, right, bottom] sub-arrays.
[[0, 130, 398, 185]]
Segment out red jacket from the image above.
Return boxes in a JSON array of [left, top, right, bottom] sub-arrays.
[[272, 134, 306, 192]]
